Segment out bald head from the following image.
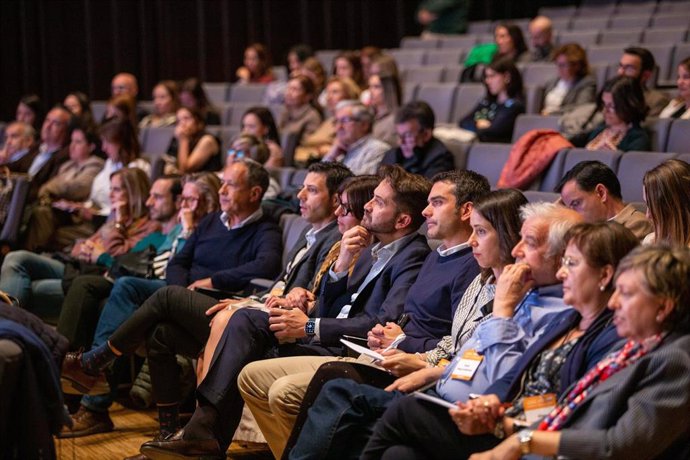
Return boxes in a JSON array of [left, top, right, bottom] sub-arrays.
[[111, 73, 139, 98], [529, 16, 553, 49]]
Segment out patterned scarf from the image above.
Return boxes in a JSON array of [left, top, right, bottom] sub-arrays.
[[538, 333, 663, 431]]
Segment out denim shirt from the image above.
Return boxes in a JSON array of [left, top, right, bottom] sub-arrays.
[[435, 284, 570, 403]]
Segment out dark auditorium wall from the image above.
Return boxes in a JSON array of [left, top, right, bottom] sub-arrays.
[[0, 0, 548, 121]]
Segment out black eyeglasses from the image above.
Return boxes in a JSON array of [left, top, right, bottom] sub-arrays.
[[339, 203, 354, 216]]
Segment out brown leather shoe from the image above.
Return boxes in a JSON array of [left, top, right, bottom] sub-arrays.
[[57, 406, 114, 438], [61, 351, 104, 394], [139, 429, 223, 459], [123, 432, 170, 460]]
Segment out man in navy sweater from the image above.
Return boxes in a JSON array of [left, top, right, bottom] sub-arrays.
[[238, 169, 489, 457], [140, 165, 432, 459], [60, 160, 282, 430]]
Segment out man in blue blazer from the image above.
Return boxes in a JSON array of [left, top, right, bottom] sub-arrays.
[[141, 165, 432, 458]]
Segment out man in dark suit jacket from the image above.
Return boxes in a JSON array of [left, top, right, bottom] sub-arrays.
[[26, 105, 72, 201], [380, 101, 454, 179], [141, 165, 432, 458]]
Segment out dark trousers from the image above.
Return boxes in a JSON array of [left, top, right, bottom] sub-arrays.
[[284, 361, 396, 459], [108, 285, 217, 405], [57, 275, 113, 350], [361, 394, 499, 460], [194, 307, 281, 451]]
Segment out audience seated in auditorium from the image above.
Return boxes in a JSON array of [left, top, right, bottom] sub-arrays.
[[459, 57, 525, 143], [288, 195, 580, 459], [109, 72, 149, 122], [241, 170, 488, 458], [616, 47, 670, 118], [47, 118, 150, 249], [63, 91, 97, 134], [541, 43, 597, 116], [57, 174, 221, 437], [381, 100, 454, 178], [196, 163, 358, 386], [165, 107, 221, 173], [15, 94, 43, 138], [659, 56, 690, 120], [355, 222, 636, 460], [240, 106, 284, 167], [642, 159, 690, 247], [55, 174, 188, 350], [527, 16, 555, 63], [556, 161, 652, 240], [322, 100, 390, 175], [179, 77, 221, 126], [294, 76, 361, 165], [0, 168, 159, 321], [135, 165, 430, 459], [0, 121, 37, 172], [470, 245, 690, 460], [574, 76, 650, 152], [24, 123, 104, 251], [236, 43, 275, 85], [61, 162, 345, 448], [139, 80, 179, 129]]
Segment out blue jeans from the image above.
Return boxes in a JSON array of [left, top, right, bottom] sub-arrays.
[[289, 379, 403, 460], [0, 250, 64, 320], [82, 276, 166, 413]]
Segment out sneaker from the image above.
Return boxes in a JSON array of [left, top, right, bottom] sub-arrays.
[[57, 406, 114, 438]]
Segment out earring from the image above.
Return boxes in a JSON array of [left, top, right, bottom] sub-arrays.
[[599, 285, 605, 292]]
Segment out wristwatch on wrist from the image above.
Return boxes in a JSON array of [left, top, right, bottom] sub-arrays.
[[518, 429, 534, 455], [304, 318, 316, 336]]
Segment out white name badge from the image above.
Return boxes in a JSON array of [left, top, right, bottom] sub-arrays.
[[451, 349, 484, 381]]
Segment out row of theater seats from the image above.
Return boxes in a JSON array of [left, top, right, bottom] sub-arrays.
[[134, 113, 690, 176], [266, 145, 688, 215], [471, 0, 690, 33]]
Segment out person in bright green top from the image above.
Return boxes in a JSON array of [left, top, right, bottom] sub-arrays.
[[417, 0, 469, 36]]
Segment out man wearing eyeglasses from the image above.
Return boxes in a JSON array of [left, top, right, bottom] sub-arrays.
[[616, 47, 670, 117], [323, 100, 390, 175], [381, 101, 454, 179]]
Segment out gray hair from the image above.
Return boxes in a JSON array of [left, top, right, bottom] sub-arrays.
[[335, 99, 375, 130], [9, 121, 35, 141], [520, 202, 582, 260]]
